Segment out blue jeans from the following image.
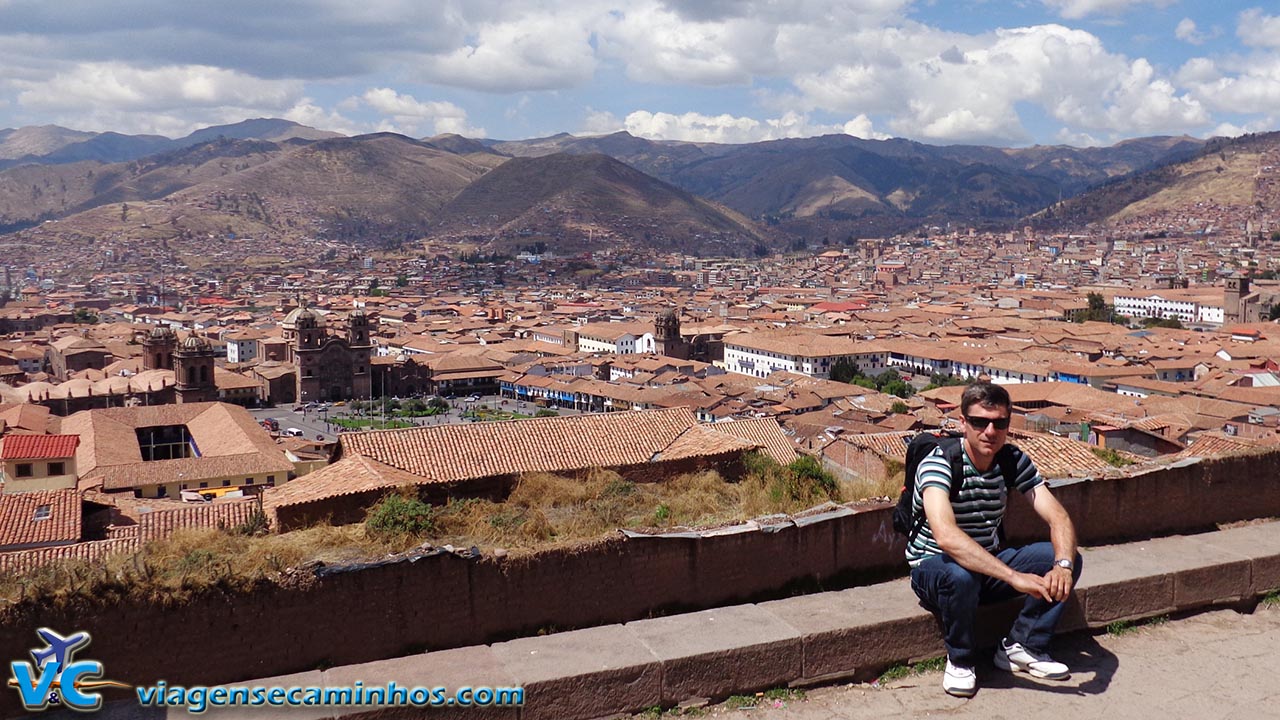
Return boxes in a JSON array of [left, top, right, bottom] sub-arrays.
[[909, 542, 1083, 667]]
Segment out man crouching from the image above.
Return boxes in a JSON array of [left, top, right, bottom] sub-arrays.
[[907, 381, 1083, 697]]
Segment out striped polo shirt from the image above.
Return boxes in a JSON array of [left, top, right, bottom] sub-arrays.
[[905, 443, 1043, 567]]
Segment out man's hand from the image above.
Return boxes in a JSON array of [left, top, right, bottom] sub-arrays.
[[1008, 571, 1053, 602], [1043, 565, 1074, 602]]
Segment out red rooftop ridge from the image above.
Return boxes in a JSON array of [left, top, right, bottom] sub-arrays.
[[1, 434, 80, 460]]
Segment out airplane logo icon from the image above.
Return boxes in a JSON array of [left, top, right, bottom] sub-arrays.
[[8, 628, 130, 712], [30, 630, 91, 672]]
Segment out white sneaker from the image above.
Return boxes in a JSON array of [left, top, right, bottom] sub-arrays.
[[943, 659, 977, 697], [994, 638, 1070, 680]]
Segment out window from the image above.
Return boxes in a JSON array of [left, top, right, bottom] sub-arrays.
[[33, 505, 51, 521], [15, 463, 32, 478], [48, 462, 65, 476]]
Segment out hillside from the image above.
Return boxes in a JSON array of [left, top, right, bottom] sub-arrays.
[[6, 134, 496, 267], [0, 138, 288, 233], [0, 119, 341, 171], [490, 131, 1198, 238], [1030, 132, 1280, 229], [0, 125, 98, 160], [433, 152, 764, 253]]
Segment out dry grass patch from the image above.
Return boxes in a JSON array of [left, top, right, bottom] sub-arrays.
[[3, 452, 866, 607], [0, 523, 421, 610]]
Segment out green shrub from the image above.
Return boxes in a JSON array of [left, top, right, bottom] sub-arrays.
[[365, 493, 436, 536], [787, 455, 838, 496], [1091, 447, 1135, 467]]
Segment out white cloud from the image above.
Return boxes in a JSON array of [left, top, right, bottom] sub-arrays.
[[791, 24, 1209, 144], [416, 11, 598, 92], [283, 100, 360, 136], [1054, 127, 1102, 146], [1040, 0, 1174, 20], [358, 88, 484, 137], [1237, 8, 1280, 49], [620, 109, 887, 143], [1175, 18, 1206, 45], [1210, 119, 1274, 138], [841, 114, 891, 140], [581, 108, 623, 135], [598, 4, 773, 85], [7, 61, 303, 135], [1178, 56, 1280, 115], [16, 62, 299, 113]]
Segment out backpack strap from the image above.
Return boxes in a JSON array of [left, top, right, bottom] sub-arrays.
[[994, 442, 1031, 491], [907, 436, 966, 542], [940, 437, 966, 502]]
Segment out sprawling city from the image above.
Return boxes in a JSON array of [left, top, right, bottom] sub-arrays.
[[3, 1, 1280, 718]]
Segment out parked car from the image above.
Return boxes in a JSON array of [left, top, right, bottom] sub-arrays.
[[284, 428, 305, 437]]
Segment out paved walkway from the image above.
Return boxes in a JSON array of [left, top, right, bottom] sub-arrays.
[[689, 606, 1280, 720]]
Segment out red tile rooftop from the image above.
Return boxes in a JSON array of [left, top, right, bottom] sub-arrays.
[[0, 433, 79, 460]]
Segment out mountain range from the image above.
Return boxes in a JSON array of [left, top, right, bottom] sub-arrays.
[[1, 117, 1263, 258]]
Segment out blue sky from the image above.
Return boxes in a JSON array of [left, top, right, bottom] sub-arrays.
[[1, 1, 1277, 147]]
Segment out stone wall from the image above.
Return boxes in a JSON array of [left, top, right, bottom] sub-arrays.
[[3, 449, 1279, 717]]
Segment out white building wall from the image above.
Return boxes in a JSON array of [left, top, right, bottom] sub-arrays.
[[1198, 304, 1224, 324]]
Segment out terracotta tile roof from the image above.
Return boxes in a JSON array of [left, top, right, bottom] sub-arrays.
[[61, 402, 295, 491], [0, 537, 137, 574], [1009, 433, 1124, 479], [338, 407, 749, 484], [137, 499, 263, 542], [1175, 433, 1266, 459], [708, 418, 798, 465], [1, 434, 79, 460], [833, 429, 1121, 479], [262, 455, 425, 512], [661, 424, 757, 460], [0, 488, 81, 548]]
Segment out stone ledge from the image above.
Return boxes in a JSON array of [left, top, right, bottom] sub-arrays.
[[203, 521, 1280, 720]]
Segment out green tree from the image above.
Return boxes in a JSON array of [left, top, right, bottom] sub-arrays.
[[890, 400, 910, 414], [395, 273, 409, 287], [830, 357, 859, 383], [72, 307, 99, 324], [1081, 291, 1119, 323], [882, 380, 914, 398]]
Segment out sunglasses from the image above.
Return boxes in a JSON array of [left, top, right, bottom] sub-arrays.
[[965, 415, 1011, 431]]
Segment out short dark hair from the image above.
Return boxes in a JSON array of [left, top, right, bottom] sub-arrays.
[[960, 381, 1011, 416]]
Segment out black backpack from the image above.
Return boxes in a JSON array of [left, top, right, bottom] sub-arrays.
[[891, 431, 1020, 540]]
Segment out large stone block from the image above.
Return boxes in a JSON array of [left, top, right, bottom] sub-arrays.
[[323, 645, 518, 720], [1076, 532, 1253, 624], [174, 670, 331, 720], [1200, 521, 1280, 596], [490, 625, 660, 720], [761, 581, 940, 682], [624, 604, 801, 703]]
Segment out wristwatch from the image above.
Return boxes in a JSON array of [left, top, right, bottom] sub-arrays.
[[1054, 558, 1073, 570]]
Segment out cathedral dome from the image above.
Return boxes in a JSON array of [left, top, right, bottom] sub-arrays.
[[282, 305, 325, 329], [181, 334, 211, 351]]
